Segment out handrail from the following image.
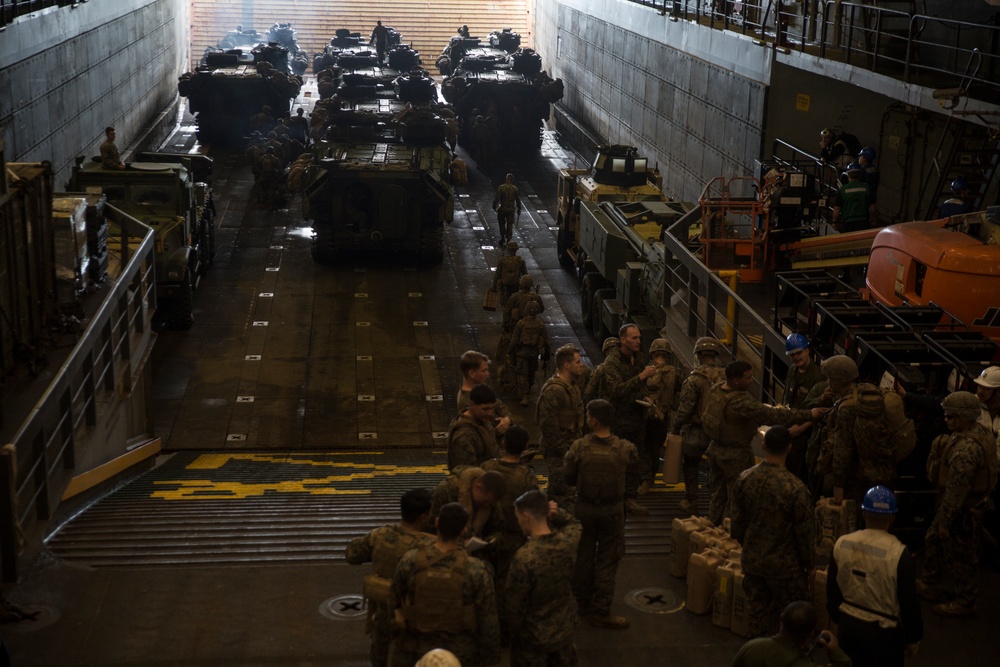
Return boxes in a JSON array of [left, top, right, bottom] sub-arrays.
[[0, 204, 155, 582]]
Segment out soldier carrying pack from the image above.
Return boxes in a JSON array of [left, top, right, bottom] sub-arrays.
[[700, 382, 740, 444], [577, 435, 627, 502], [400, 549, 478, 634]]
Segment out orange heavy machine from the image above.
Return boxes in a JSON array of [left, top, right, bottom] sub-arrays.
[[865, 208, 1000, 346]]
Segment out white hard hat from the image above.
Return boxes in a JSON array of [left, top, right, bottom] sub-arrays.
[[974, 366, 1000, 389], [416, 648, 462, 667]]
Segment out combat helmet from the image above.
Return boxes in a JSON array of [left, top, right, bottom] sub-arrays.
[[861, 485, 897, 514], [940, 391, 982, 421], [602, 337, 619, 353], [506, 240, 519, 252], [519, 274, 533, 289], [649, 338, 671, 357], [524, 301, 541, 316], [974, 366, 1000, 389], [820, 355, 859, 384], [694, 337, 720, 356]]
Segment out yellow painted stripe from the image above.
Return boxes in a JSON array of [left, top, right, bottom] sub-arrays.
[[62, 438, 162, 500]]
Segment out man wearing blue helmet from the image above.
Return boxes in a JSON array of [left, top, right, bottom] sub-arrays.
[[828, 485, 923, 667], [831, 163, 870, 233], [781, 333, 824, 483], [938, 177, 973, 218]]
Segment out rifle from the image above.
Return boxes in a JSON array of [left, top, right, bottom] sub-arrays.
[[540, 343, 551, 375]]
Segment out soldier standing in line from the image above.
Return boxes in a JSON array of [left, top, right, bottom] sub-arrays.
[[99, 127, 125, 170], [346, 488, 436, 667], [582, 337, 620, 406], [536, 344, 587, 507], [448, 384, 501, 472], [781, 333, 825, 484], [245, 131, 265, 177], [508, 301, 549, 406], [456, 350, 513, 434], [503, 274, 543, 334], [492, 173, 522, 246], [731, 426, 815, 637], [701, 360, 824, 526], [672, 337, 726, 514], [804, 356, 859, 499], [256, 146, 283, 209], [601, 324, 657, 515], [506, 490, 582, 666], [828, 486, 924, 665], [642, 339, 682, 491], [565, 399, 639, 629], [918, 391, 998, 617], [493, 241, 527, 306], [431, 467, 508, 547], [389, 502, 501, 667], [370, 20, 390, 64], [288, 107, 309, 146], [249, 105, 274, 135]]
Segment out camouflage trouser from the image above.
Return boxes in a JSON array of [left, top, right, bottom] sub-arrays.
[[706, 444, 755, 526], [498, 283, 517, 305], [741, 572, 809, 637], [369, 602, 391, 667], [544, 453, 573, 507], [511, 639, 578, 667], [513, 352, 539, 399], [617, 424, 646, 499], [498, 210, 516, 240], [572, 501, 625, 616], [643, 418, 667, 485], [681, 425, 710, 503], [920, 509, 980, 606]]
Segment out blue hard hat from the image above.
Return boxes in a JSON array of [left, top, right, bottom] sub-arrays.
[[951, 176, 969, 193], [846, 163, 863, 174], [785, 333, 809, 354], [861, 485, 898, 514], [859, 147, 876, 161]]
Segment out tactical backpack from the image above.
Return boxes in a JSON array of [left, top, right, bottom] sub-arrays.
[[700, 382, 738, 443], [851, 384, 916, 465], [518, 317, 544, 348], [363, 528, 427, 605], [499, 255, 522, 286], [927, 426, 998, 502], [690, 365, 726, 424], [577, 435, 626, 502], [401, 549, 477, 634]]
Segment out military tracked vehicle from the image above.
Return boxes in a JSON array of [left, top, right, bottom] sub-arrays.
[[264, 22, 308, 75], [313, 26, 404, 73], [68, 156, 215, 329], [201, 24, 307, 76], [439, 28, 563, 155], [179, 49, 302, 146]]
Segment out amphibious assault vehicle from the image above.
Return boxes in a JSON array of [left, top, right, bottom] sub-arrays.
[[201, 24, 308, 76], [312, 26, 403, 73], [178, 47, 302, 146], [439, 28, 564, 155]]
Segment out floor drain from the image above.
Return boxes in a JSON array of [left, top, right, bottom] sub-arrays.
[[319, 594, 368, 621], [624, 587, 684, 614]]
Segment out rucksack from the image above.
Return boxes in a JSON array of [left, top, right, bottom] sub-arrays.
[[518, 318, 544, 347], [499, 256, 522, 286], [700, 382, 737, 442], [577, 435, 626, 502], [402, 549, 477, 634], [851, 384, 916, 465]]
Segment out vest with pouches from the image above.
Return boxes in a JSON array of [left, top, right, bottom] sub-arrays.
[[927, 425, 998, 506], [577, 435, 627, 502], [363, 528, 428, 605], [401, 549, 477, 634], [517, 317, 544, 348], [700, 383, 744, 446]]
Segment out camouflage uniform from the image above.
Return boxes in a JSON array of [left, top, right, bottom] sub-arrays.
[[456, 386, 512, 420], [830, 384, 898, 507], [389, 545, 501, 667], [731, 461, 814, 636], [99, 138, 122, 169], [582, 359, 611, 406], [256, 150, 283, 209], [565, 433, 639, 616], [781, 361, 825, 483], [492, 182, 522, 242], [505, 510, 583, 667], [494, 253, 527, 305], [431, 467, 505, 544], [642, 362, 681, 485], [345, 525, 435, 667], [704, 384, 811, 526], [601, 347, 650, 492], [509, 312, 548, 403], [536, 374, 585, 506], [673, 362, 725, 505], [920, 423, 996, 607], [447, 413, 500, 472], [504, 288, 543, 332]]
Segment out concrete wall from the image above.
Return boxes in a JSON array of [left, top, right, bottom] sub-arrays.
[[535, 0, 772, 202], [0, 0, 187, 186]]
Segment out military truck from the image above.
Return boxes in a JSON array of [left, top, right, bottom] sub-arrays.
[[178, 50, 302, 146], [68, 157, 215, 329], [302, 119, 455, 264]]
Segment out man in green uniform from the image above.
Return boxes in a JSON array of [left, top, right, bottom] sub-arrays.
[[582, 337, 620, 406], [642, 338, 681, 492], [389, 502, 501, 667], [918, 391, 998, 617], [565, 399, 639, 629], [503, 274, 543, 334], [536, 344, 586, 507], [602, 324, 657, 515], [731, 601, 851, 667], [492, 173, 522, 246], [431, 467, 507, 547], [346, 488, 435, 667], [672, 337, 726, 514], [447, 384, 501, 472], [506, 490, 582, 667], [493, 241, 527, 306], [731, 426, 815, 637], [99, 126, 125, 170], [456, 350, 513, 434], [781, 333, 825, 484], [702, 360, 824, 526], [509, 301, 549, 406]]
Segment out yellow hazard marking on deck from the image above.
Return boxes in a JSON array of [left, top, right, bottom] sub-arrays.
[[184, 453, 444, 473]]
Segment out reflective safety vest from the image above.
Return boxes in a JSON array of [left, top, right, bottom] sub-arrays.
[[833, 529, 905, 628]]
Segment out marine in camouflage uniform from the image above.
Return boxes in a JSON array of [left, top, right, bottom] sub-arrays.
[[389, 503, 502, 667], [731, 426, 815, 637], [431, 467, 507, 545], [536, 345, 587, 506], [447, 384, 501, 472], [565, 399, 639, 629], [781, 337, 826, 484], [503, 275, 543, 333], [642, 339, 682, 490], [509, 303, 549, 406], [704, 360, 817, 527], [672, 338, 726, 513], [345, 488, 435, 667], [493, 241, 527, 305], [582, 337, 619, 406], [918, 392, 998, 616], [601, 325, 657, 509], [492, 173, 522, 244], [506, 495, 582, 667]]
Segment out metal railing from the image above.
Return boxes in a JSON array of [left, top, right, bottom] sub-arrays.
[[661, 205, 789, 405], [627, 1, 1000, 99], [0, 0, 79, 28], [0, 205, 155, 582]]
